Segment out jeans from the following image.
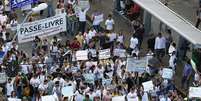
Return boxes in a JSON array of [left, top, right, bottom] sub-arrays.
[[181, 76, 190, 89], [93, 25, 101, 32], [47, 5, 54, 17], [79, 21, 86, 34]]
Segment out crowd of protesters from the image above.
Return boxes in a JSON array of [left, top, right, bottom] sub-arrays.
[[0, 0, 200, 101]]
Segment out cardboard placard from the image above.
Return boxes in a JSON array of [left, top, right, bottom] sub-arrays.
[[99, 49, 111, 59]]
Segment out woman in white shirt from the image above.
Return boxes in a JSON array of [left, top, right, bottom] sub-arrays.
[[105, 14, 115, 32], [6, 78, 14, 97], [127, 88, 139, 101]]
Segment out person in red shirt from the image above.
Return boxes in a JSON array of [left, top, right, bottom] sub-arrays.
[[127, 3, 141, 20], [70, 38, 81, 51]]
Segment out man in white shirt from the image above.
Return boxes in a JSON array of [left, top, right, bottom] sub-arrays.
[[129, 34, 139, 55], [154, 33, 166, 60], [105, 14, 115, 32], [78, 5, 90, 34], [6, 78, 14, 97], [127, 88, 139, 101]]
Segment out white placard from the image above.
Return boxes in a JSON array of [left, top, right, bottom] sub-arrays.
[[112, 96, 125, 101], [189, 87, 201, 98], [0, 73, 7, 83], [162, 68, 173, 79], [79, 0, 90, 9], [8, 98, 21, 101], [142, 81, 154, 92], [93, 14, 104, 25], [18, 14, 67, 43], [113, 49, 126, 57], [62, 86, 74, 97], [99, 49, 111, 59], [76, 50, 88, 60], [42, 95, 57, 101], [126, 58, 147, 73]]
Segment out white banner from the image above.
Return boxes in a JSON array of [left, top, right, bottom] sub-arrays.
[[126, 58, 147, 73], [76, 50, 88, 60], [142, 81, 154, 92], [189, 87, 201, 98], [162, 68, 173, 79], [113, 49, 126, 57], [17, 14, 67, 43], [99, 49, 111, 59]]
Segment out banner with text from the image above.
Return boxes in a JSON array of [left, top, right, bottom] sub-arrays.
[[11, 0, 38, 9], [17, 14, 67, 43]]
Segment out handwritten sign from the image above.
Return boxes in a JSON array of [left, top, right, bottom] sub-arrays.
[[99, 49, 111, 59], [112, 96, 125, 101], [126, 58, 146, 73], [62, 86, 74, 97], [79, 0, 90, 9], [189, 87, 201, 98], [142, 81, 154, 92], [113, 49, 126, 57], [42, 95, 57, 101], [76, 50, 88, 60], [162, 68, 173, 79], [0, 73, 7, 83]]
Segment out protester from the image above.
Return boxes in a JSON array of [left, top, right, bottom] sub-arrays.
[[0, 0, 193, 101]]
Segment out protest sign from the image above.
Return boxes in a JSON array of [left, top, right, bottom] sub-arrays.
[[189, 87, 201, 98], [0, 73, 7, 83], [79, 0, 90, 9], [11, 0, 38, 9], [112, 96, 125, 101], [102, 79, 112, 86], [42, 95, 57, 101], [83, 73, 95, 84], [113, 49, 126, 57], [76, 50, 88, 60], [62, 86, 74, 97], [142, 81, 154, 92], [99, 49, 111, 59], [8, 98, 21, 101], [17, 14, 67, 43], [93, 14, 104, 25], [162, 68, 173, 79], [126, 58, 146, 73]]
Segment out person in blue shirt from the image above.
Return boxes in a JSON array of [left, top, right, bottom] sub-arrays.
[[181, 60, 193, 90]]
